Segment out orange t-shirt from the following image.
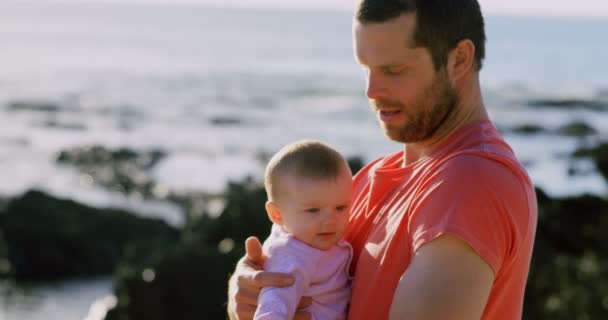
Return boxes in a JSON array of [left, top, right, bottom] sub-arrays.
[[345, 120, 537, 320]]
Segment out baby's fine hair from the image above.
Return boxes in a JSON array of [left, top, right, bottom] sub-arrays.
[[264, 140, 349, 202]]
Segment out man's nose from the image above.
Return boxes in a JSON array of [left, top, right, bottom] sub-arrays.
[[366, 72, 387, 100]]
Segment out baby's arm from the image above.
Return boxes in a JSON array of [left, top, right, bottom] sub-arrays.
[[255, 269, 311, 319], [254, 247, 313, 320]]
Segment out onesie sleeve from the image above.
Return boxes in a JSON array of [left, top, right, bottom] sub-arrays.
[[254, 236, 319, 320]]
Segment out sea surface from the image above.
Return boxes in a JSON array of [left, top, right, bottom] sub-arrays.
[[0, 1, 607, 319]]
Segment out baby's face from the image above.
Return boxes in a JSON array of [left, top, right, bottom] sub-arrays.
[[276, 166, 352, 250]]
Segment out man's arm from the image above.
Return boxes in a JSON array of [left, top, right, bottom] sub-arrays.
[[389, 235, 494, 320]]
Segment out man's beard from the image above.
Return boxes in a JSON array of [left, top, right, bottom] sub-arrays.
[[373, 70, 458, 143]]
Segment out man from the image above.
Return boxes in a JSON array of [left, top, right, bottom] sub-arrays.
[[228, 0, 537, 319]]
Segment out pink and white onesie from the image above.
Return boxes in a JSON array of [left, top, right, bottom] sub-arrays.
[[254, 224, 352, 320]]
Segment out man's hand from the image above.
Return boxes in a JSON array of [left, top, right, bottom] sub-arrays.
[[227, 237, 313, 320]]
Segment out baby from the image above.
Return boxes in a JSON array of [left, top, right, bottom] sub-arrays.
[[254, 140, 353, 320]]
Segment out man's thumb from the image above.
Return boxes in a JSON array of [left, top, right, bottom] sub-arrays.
[[245, 236, 264, 264]]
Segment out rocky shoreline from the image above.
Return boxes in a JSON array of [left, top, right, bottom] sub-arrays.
[[0, 144, 606, 319]]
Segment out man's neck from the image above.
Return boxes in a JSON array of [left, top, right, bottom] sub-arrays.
[[403, 80, 488, 167]]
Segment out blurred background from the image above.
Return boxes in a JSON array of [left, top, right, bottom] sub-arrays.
[[0, 0, 607, 319]]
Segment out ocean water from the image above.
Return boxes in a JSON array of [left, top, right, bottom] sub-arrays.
[[0, 277, 113, 320], [0, 1, 607, 319]]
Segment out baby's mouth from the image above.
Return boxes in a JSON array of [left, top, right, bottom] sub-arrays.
[[317, 232, 336, 236]]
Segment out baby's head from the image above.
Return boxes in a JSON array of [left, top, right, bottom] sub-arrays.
[[264, 140, 353, 250]]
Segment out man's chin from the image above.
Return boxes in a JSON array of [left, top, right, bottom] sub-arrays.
[[383, 131, 407, 143], [382, 127, 423, 144], [381, 125, 405, 142]]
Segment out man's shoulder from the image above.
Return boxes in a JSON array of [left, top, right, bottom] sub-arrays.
[[353, 151, 402, 180], [428, 152, 531, 197], [437, 150, 532, 190], [420, 153, 537, 233]]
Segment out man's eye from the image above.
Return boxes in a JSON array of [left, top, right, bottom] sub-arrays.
[[306, 208, 320, 213], [384, 69, 402, 76]]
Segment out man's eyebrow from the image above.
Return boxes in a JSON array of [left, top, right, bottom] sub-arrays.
[[380, 64, 406, 69], [370, 63, 409, 71], [357, 58, 413, 69]]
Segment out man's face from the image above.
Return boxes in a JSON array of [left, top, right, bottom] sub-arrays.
[[354, 13, 457, 143]]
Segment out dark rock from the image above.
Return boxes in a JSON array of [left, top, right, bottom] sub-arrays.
[[183, 177, 271, 246], [347, 156, 364, 175], [0, 197, 7, 213], [512, 124, 546, 135], [535, 189, 608, 254], [42, 120, 87, 131], [105, 243, 239, 320], [209, 116, 242, 126], [0, 190, 179, 281], [57, 146, 165, 168], [557, 121, 597, 137], [0, 229, 9, 275], [56, 146, 167, 198], [7, 101, 63, 113], [527, 98, 608, 111], [0, 198, 8, 275], [524, 188, 608, 319], [572, 143, 608, 182], [166, 191, 217, 223], [105, 177, 273, 320], [96, 105, 143, 119], [0, 137, 29, 147]]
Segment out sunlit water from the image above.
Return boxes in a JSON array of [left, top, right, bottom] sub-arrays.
[[0, 277, 113, 320], [0, 1, 607, 319]]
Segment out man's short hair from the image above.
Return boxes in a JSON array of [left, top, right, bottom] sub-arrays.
[[264, 140, 349, 202], [356, 0, 486, 71]]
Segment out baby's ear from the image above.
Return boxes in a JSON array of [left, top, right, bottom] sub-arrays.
[[265, 201, 283, 225]]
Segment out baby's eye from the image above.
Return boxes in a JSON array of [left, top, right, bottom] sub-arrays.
[[306, 208, 320, 213], [336, 205, 348, 212]]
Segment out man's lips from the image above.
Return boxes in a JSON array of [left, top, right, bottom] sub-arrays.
[[379, 109, 401, 116], [378, 109, 403, 122]]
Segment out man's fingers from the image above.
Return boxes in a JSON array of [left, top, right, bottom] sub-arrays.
[[234, 287, 259, 306], [296, 295, 313, 309], [293, 296, 312, 320], [236, 268, 294, 290], [294, 310, 312, 320], [245, 236, 264, 264], [250, 270, 294, 288], [235, 303, 257, 320]]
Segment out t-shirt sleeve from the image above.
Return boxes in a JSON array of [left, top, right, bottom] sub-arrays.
[[409, 155, 528, 275], [254, 241, 317, 320]]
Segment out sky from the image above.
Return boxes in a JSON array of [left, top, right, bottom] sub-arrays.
[[92, 0, 608, 17]]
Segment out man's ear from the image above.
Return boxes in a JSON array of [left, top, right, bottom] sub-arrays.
[[447, 39, 475, 82], [265, 201, 283, 225]]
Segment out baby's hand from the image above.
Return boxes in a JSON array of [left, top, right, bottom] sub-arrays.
[[228, 237, 313, 320]]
